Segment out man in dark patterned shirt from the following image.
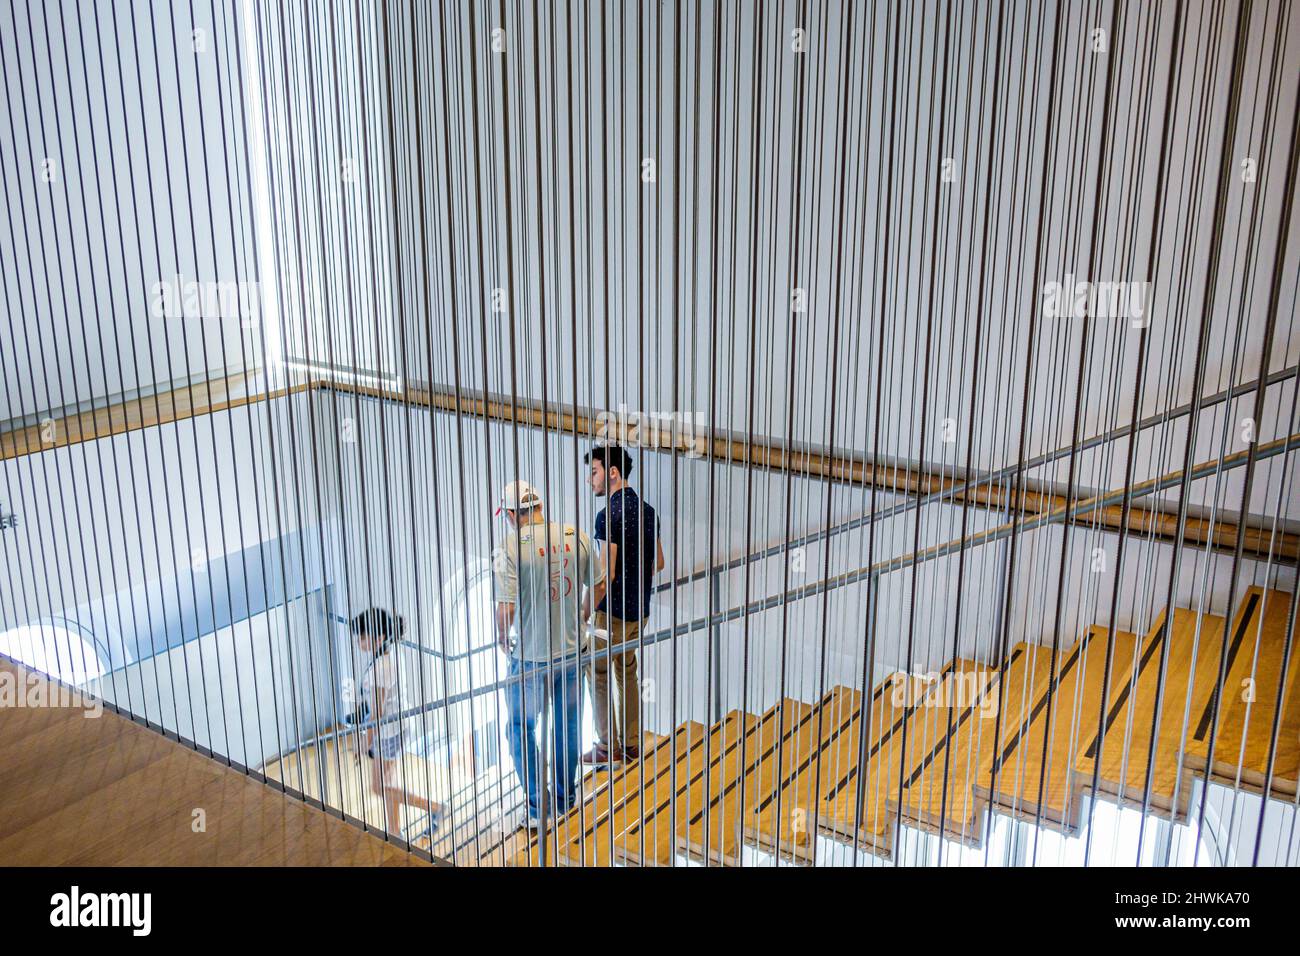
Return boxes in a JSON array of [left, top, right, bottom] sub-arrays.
[[579, 445, 665, 767]]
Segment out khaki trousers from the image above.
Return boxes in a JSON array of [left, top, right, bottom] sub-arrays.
[[589, 612, 645, 752]]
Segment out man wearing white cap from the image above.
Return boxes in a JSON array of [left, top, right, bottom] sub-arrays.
[[491, 479, 603, 829]]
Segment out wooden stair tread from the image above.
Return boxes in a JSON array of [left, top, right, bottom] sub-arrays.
[[678, 709, 769, 864], [1191, 588, 1299, 795], [973, 625, 1137, 830], [729, 698, 821, 856], [898, 643, 1053, 841], [884, 660, 998, 841], [819, 665, 981, 852], [1088, 607, 1224, 818], [419, 765, 519, 866], [511, 722, 705, 866], [661, 698, 818, 864], [744, 688, 861, 861], [616, 710, 755, 865], [617, 698, 823, 865]]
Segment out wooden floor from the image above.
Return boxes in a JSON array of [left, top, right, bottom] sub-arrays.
[[0, 657, 424, 866], [263, 733, 535, 867], [261, 731, 452, 838]]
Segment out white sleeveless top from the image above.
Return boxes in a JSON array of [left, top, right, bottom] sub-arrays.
[[361, 652, 401, 742]]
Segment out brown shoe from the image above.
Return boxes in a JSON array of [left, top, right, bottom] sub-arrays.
[[580, 745, 619, 767], [622, 745, 641, 762]]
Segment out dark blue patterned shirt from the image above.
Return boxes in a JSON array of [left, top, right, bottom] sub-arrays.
[[594, 487, 658, 621]]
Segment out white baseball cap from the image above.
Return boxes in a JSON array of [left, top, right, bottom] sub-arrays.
[[495, 479, 542, 516]]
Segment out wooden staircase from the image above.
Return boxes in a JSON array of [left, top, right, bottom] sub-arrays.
[[505, 586, 1297, 866]]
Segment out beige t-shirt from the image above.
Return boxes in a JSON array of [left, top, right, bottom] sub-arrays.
[[492, 520, 603, 662]]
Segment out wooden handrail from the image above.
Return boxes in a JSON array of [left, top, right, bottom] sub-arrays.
[[4, 368, 1294, 563]]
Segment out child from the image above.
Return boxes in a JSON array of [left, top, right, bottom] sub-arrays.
[[351, 608, 443, 836]]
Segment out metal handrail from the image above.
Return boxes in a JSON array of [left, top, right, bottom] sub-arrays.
[[327, 614, 497, 666], [656, 363, 1300, 592], [309, 361, 1298, 593]]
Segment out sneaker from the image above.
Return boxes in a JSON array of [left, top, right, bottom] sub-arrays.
[[580, 745, 622, 768], [409, 810, 441, 842], [524, 815, 541, 831]]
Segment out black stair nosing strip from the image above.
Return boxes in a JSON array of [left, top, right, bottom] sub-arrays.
[[824, 661, 959, 801], [1082, 615, 1170, 761], [629, 696, 830, 839], [545, 722, 698, 851], [455, 794, 531, 860], [575, 723, 689, 819], [573, 722, 707, 844], [434, 780, 516, 848], [1194, 590, 1261, 743], [612, 707, 775, 842], [625, 706, 770, 836], [683, 696, 826, 829], [903, 647, 1024, 788], [749, 689, 865, 817], [991, 631, 1097, 776]]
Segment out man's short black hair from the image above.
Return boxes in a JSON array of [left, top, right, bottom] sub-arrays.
[[584, 444, 633, 479]]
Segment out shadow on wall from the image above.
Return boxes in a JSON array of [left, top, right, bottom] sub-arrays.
[[0, 530, 325, 681]]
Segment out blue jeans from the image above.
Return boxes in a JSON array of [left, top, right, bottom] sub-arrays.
[[505, 657, 581, 819]]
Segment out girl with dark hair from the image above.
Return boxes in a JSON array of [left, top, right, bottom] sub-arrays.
[[351, 609, 442, 836]]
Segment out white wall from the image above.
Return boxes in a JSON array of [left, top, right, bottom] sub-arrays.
[[247, 7, 1300, 744], [0, 393, 342, 764], [254, 0, 1300, 502], [0, 0, 261, 423], [0, 400, 293, 634], [92, 597, 328, 770]]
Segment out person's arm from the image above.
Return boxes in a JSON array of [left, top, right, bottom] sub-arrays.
[[491, 542, 518, 653], [360, 670, 381, 756], [581, 541, 617, 620], [367, 680, 384, 751], [495, 602, 516, 653], [581, 580, 605, 622], [655, 537, 665, 574]]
